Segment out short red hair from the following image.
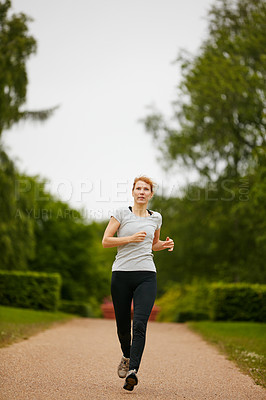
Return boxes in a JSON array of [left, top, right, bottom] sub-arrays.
[[132, 176, 155, 193]]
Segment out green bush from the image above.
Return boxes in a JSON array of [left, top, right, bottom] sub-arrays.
[[155, 283, 182, 322], [0, 270, 61, 311], [156, 282, 210, 322], [59, 301, 94, 318], [209, 283, 266, 322], [59, 296, 103, 318], [177, 310, 209, 323]]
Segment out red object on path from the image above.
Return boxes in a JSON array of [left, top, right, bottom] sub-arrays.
[[101, 300, 160, 321]]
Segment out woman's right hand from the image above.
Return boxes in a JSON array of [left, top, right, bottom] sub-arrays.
[[130, 231, 147, 242]]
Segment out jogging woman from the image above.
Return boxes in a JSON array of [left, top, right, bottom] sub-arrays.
[[102, 176, 174, 391]]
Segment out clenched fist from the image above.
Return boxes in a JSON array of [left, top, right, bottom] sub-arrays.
[[130, 231, 147, 243]]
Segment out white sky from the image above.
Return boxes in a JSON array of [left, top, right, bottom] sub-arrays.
[[3, 0, 214, 220]]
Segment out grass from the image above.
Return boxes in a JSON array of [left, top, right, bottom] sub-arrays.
[[0, 305, 75, 348], [188, 321, 266, 387]]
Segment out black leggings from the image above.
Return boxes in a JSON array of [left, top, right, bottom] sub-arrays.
[[111, 271, 157, 372]]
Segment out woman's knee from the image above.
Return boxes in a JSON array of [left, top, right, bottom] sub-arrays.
[[133, 318, 147, 338]]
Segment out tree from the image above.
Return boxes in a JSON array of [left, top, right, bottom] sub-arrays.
[[143, 0, 266, 180], [0, 145, 35, 269], [0, 0, 57, 270], [0, 0, 56, 137]]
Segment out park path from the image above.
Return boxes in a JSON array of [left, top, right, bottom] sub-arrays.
[[0, 318, 265, 400]]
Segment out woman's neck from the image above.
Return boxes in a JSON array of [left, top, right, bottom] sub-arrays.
[[132, 204, 148, 217]]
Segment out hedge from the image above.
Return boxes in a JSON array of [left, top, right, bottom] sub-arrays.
[[0, 270, 61, 311], [59, 300, 94, 317], [156, 282, 266, 322], [209, 283, 266, 322]]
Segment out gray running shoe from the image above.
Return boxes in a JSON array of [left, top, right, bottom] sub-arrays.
[[117, 356, 130, 378]]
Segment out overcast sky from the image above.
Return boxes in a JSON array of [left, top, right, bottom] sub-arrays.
[[3, 0, 214, 220]]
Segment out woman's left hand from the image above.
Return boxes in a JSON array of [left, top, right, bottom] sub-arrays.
[[163, 237, 174, 252]]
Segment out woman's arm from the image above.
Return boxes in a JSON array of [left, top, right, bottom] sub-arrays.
[[152, 228, 174, 252], [102, 217, 147, 248]]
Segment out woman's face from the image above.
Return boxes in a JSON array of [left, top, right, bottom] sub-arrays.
[[132, 180, 153, 205]]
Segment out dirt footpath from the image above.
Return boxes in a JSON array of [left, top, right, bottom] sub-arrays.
[[0, 318, 265, 400]]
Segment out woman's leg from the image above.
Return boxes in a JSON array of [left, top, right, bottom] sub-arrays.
[[129, 272, 157, 372], [111, 272, 133, 358]]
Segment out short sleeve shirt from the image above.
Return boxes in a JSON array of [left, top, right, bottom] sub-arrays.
[[111, 207, 162, 272]]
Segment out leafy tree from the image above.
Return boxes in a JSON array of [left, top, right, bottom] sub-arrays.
[[143, 0, 266, 179], [0, 146, 35, 269], [0, 0, 56, 136], [0, 0, 56, 270]]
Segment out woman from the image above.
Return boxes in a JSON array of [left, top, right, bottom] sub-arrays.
[[102, 176, 174, 391]]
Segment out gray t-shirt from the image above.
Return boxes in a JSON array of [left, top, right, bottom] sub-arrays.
[[111, 207, 162, 272]]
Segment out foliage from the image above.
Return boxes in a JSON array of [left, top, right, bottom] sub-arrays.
[[0, 146, 36, 270], [143, 0, 266, 179], [157, 282, 266, 322], [0, 0, 56, 137], [155, 283, 182, 322], [156, 282, 210, 322], [0, 270, 61, 311], [59, 300, 96, 318], [209, 282, 266, 321]]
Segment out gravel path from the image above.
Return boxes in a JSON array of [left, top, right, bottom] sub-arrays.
[[0, 318, 265, 400]]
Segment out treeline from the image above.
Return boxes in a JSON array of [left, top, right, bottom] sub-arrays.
[[1, 143, 265, 309]]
